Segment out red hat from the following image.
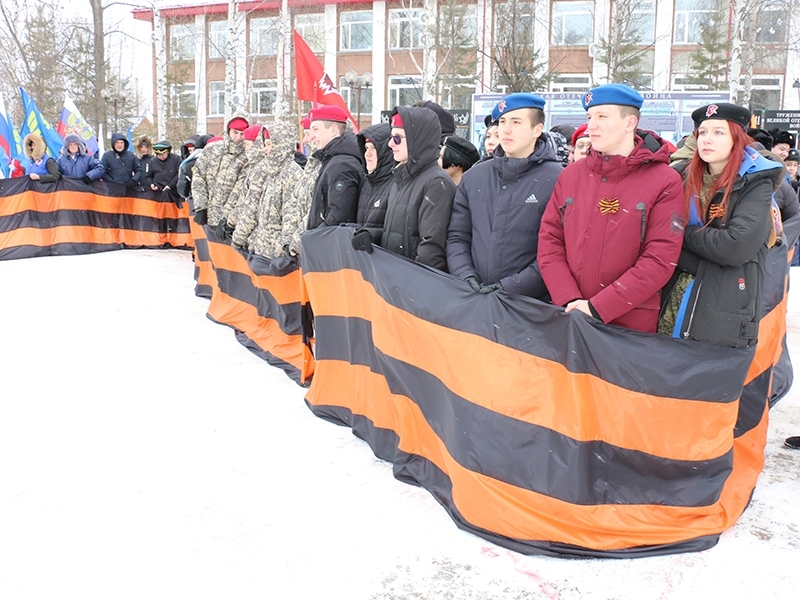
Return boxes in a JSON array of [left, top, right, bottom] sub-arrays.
[[300, 115, 311, 129], [571, 123, 589, 146], [207, 136, 224, 144], [309, 105, 348, 124], [243, 124, 262, 141], [227, 116, 249, 131], [262, 128, 270, 139], [391, 113, 404, 128]]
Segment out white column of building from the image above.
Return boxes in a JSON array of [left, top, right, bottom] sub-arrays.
[[475, 0, 493, 93], [276, 0, 291, 117], [372, 1, 386, 123], [784, 7, 800, 109], [154, 9, 168, 140], [325, 4, 338, 86], [195, 14, 207, 134], [591, 0, 611, 84], [233, 7, 247, 116], [421, 0, 438, 100], [533, 0, 550, 88], [652, 0, 674, 91]]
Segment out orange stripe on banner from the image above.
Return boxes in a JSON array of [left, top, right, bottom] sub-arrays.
[[0, 225, 193, 249], [307, 359, 739, 550], [205, 240, 304, 305], [304, 270, 737, 462], [206, 279, 306, 373], [189, 220, 217, 290], [0, 190, 189, 220], [744, 293, 788, 384]]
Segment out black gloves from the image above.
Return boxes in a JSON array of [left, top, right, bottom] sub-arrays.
[[283, 245, 298, 260], [351, 229, 373, 254], [126, 179, 137, 190], [82, 175, 92, 184], [193, 208, 208, 226], [215, 219, 234, 241], [479, 282, 503, 294], [465, 276, 481, 292]]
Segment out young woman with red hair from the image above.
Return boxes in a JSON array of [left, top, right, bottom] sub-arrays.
[[658, 103, 784, 347]]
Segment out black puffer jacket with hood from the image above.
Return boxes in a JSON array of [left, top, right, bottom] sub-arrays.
[[101, 133, 142, 185], [307, 131, 364, 229], [380, 105, 456, 271], [356, 123, 395, 228]]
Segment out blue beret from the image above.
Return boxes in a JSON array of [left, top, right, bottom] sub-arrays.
[[491, 93, 547, 121], [582, 84, 644, 110]]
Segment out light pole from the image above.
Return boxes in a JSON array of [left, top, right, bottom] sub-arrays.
[[101, 87, 127, 133], [344, 70, 373, 128], [793, 79, 800, 109]]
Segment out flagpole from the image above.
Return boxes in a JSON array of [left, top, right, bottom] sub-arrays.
[[297, 98, 303, 146]]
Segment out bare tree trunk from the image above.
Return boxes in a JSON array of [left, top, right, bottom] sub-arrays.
[[88, 0, 106, 137]]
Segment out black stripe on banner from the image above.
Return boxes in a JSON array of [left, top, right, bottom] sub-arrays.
[[213, 267, 302, 336], [735, 368, 770, 437], [301, 227, 754, 402], [194, 237, 211, 262], [314, 315, 732, 508], [0, 241, 191, 261], [770, 334, 793, 407], [305, 402, 721, 558], [0, 209, 190, 235], [233, 330, 304, 385]]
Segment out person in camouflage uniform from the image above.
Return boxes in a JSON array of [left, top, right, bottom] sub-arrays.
[[217, 124, 269, 240], [192, 114, 249, 226], [231, 120, 306, 257]]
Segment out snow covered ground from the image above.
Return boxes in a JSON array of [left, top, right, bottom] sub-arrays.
[[0, 249, 798, 599]]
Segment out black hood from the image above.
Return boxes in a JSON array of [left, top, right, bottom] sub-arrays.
[[357, 123, 395, 183], [110, 132, 129, 153], [390, 105, 441, 178]]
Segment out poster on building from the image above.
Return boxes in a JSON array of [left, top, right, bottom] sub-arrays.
[[759, 110, 800, 132], [472, 91, 731, 152]]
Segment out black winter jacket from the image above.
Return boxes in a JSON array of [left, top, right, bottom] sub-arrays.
[[356, 123, 395, 228], [446, 134, 562, 297], [774, 179, 800, 221], [668, 147, 783, 348], [146, 150, 182, 191], [101, 133, 142, 185], [379, 106, 456, 271], [307, 132, 364, 229]]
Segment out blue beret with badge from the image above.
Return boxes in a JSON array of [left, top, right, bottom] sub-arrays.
[[491, 92, 547, 121], [581, 83, 644, 110]]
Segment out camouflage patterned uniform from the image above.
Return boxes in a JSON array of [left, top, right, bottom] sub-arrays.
[[285, 153, 322, 255], [232, 120, 305, 257], [225, 130, 268, 227], [192, 115, 249, 225]]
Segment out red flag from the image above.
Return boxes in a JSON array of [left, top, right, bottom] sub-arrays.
[[293, 29, 359, 132]]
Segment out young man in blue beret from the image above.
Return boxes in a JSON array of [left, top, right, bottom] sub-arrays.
[[445, 93, 563, 298], [306, 105, 364, 229], [538, 83, 685, 333]]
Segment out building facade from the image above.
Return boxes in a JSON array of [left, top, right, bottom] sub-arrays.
[[132, 0, 800, 140]]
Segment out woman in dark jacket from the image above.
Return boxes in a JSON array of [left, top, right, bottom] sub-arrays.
[[355, 123, 394, 228], [23, 133, 60, 183], [659, 103, 783, 348]]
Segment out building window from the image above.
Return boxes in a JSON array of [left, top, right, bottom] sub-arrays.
[[753, 8, 788, 44], [339, 77, 373, 115], [341, 10, 372, 51], [441, 78, 475, 110], [550, 74, 592, 92], [389, 9, 423, 49], [552, 2, 594, 46], [629, 1, 655, 45], [170, 82, 196, 117], [388, 76, 423, 107], [295, 13, 325, 53], [208, 20, 228, 59], [250, 80, 278, 115], [169, 24, 195, 61], [209, 81, 225, 116], [250, 16, 280, 55], [439, 4, 478, 48], [674, 0, 717, 44]]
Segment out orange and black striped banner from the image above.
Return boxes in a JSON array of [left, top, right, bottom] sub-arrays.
[[0, 177, 192, 260], [300, 225, 793, 558], [197, 226, 315, 385]]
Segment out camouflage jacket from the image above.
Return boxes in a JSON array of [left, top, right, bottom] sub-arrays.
[[232, 120, 305, 257], [192, 132, 248, 224], [286, 154, 323, 255], [225, 138, 268, 226]]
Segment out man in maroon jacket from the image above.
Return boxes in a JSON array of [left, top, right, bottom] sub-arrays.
[[537, 83, 685, 334]]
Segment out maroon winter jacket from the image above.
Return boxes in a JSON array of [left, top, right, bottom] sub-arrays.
[[538, 132, 685, 333]]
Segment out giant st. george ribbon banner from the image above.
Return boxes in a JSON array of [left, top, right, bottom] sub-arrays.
[[200, 226, 315, 385], [300, 225, 793, 558], [0, 177, 191, 259]]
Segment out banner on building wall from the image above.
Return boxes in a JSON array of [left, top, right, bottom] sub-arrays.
[[471, 91, 732, 148]]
